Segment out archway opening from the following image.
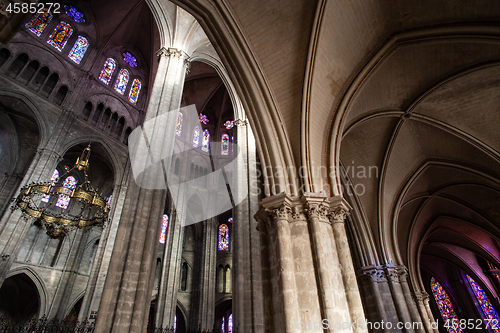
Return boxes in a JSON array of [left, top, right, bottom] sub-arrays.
[[0, 273, 40, 321]]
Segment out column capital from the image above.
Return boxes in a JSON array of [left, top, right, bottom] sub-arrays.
[[412, 291, 429, 303], [234, 119, 248, 127], [328, 195, 351, 224], [156, 47, 189, 60], [301, 192, 329, 221], [358, 266, 386, 283]]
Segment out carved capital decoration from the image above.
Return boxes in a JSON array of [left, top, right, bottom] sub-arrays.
[[291, 205, 305, 220], [384, 266, 399, 283], [270, 204, 292, 220], [358, 267, 386, 283], [412, 291, 429, 304], [234, 119, 248, 127], [329, 206, 349, 224], [156, 47, 188, 60], [305, 202, 329, 221]]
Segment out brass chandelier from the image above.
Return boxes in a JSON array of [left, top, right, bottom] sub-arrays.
[[13, 145, 109, 239]]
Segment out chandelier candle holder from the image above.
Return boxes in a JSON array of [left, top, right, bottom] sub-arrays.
[[13, 146, 109, 239]]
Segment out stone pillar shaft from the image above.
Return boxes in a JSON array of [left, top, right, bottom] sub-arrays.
[[330, 199, 367, 333], [94, 48, 188, 333], [304, 196, 351, 332], [233, 120, 264, 332]]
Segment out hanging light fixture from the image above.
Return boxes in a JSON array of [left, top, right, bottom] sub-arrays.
[[13, 145, 109, 239]]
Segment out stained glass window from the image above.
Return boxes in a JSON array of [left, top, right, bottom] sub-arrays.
[[228, 218, 233, 223], [107, 194, 112, 209], [64, 5, 85, 23], [55, 176, 77, 209], [466, 275, 500, 332], [113, 69, 129, 95], [218, 224, 229, 251], [41, 169, 59, 203], [123, 52, 137, 67], [221, 134, 229, 156], [99, 58, 116, 85], [47, 21, 73, 51], [159, 215, 169, 244], [68, 36, 89, 64], [430, 277, 463, 333], [202, 130, 210, 152], [224, 120, 234, 130], [228, 314, 233, 333], [222, 317, 225, 333], [193, 126, 200, 148], [176, 112, 183, 137], [174, 315, 177, 333], [128, 79, 141, 104], [25, 9, 53, 36], [64, 165, 70, 173], [199, 114, 209, 124]]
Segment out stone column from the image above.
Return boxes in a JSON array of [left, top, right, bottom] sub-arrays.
[[384, 265, 415, 333], [257, 195, 299, 332], [413, 292, 436, 333], [329, 197, 367, 333], [303, 194, 351, 332], [78, 165, 131, 322], [397, 267, 425, 333], [196, 218, 217, 331], [358, 267, 390, 333], [232, 119, 264, 332], [94, 48, 189, 333]]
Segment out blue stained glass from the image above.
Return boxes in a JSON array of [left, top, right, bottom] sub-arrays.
[[68, 36, 89, 64], [107, 194, 112, 209], [228, 218, 233, 223], [224, 120, 234, 130], [55, 176, 77, 209], [174, 315, 177, 332], [228, 314, 233, 333], [113, 69, 129, 95], [99, 58, 116, 85], [123, 52, 137, 67], [430, 277, 463, 333], [202, 130, 210, 152], [193, 126, 200, 148], [222, 317, 225, 333], [159, 215, 168, 244], [466, 275, 500, 332], [64, 5, 85, 23], [47, 21, 73, 51], [25, 9, 53, 36], [218, 224, 229, 251]]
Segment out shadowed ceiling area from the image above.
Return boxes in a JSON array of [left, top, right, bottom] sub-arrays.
[[337, 23, 500, 304]]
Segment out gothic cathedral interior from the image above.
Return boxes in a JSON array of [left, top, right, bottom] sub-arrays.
[[0, 1, 500, 333]]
